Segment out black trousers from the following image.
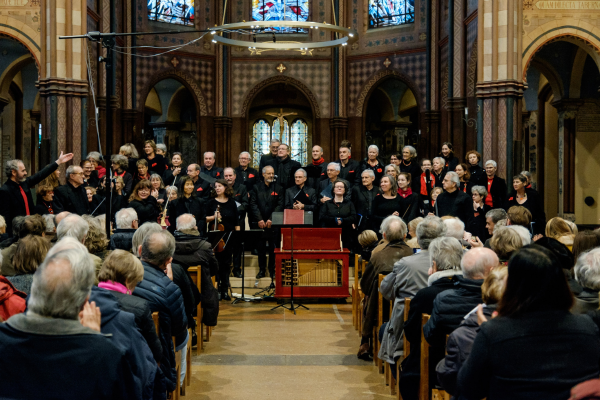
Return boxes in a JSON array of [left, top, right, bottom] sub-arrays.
[[257, 227, 276, 277], [216, 237, 234, 290]]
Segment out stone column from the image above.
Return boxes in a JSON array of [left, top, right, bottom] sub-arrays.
[[214, 116, 233, 167], [329, 117, 349, 159], [39, 0, 88, 180], [476, 0, 524, 180]]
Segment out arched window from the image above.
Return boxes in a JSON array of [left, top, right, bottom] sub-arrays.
[[290, 119, 308, 166], [148, 0, 195, 25], [368, 0, 414, 29], [252, 119, 271, 168], [252, 0, 309, 33]]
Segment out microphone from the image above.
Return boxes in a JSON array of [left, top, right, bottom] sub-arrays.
[[425, 169, 431, 183]]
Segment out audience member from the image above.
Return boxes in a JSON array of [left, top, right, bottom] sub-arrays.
[[399, 236, 464, 400], [405, 217, 424, 248], [110, 208, 138, 251], [0, 237, 134, 399], [6, 234, 50, 294], [490, 226, 523, 263], [573, 230, 600, 263], [357, 216, 412, 360], [436, 267, 508, 397], [534, 236, 581, 296], [444, 218, 466, 242], [379, 216, 447, 367], [0, 152, 73, 234], [545, 217, 577, 250], [83, 215, 110, 262], [0, 215, 7, 243], [457, 245, 600, 400], [133, 230, 188, 392], [573, 248, 600, 314], [508, 225, 532, 246], [357, 230, 379, 263], [1, 215, 45, 277], [506, 205, 532, 229], [57, 213, 102, 280], [41, 214, 56, 240]]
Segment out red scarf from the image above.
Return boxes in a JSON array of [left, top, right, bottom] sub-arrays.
[[312, 157, 325, 166], [485, 178, 494, 207], [114, 170, 126, 178], [420, 173, 435, 196], [398, 187, 413, 198]]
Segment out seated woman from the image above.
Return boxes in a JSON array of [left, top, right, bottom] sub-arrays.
[[83, 215, 110, 262], [129, 180, 161, 226], [97, 249, 163, 364], [545, 217, 578, 251], [405, 217, 424, 249], [457, 245, 600, 400], [467, 185, 491, 242], [573, 231, 600, 263], [490, 226, 523, 265], [320, 179, 357, 250], [357, 230, 379, 262], [6, 235, 50, 294], [572, 248, 600, 314], [437, 267, 508, 397]]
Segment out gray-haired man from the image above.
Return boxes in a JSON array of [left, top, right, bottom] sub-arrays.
[[434, 171, 472, 225]]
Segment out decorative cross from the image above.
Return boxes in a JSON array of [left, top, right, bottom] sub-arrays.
[[171, 56, 180, 68], [383, 57, 391, 68], [276, 63, 287, 73], [266, 108, 298, 136]]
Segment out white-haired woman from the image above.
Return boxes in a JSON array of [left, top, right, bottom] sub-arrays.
[[467, 185, 491, 241], [359, 144, 385, 186], [399, 145, 421, 192]]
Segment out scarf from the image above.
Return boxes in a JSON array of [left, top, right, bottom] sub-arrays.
[[98, 280, 130, 294], [398, 187, 413, 198], [312, 157, 325, 166], [420, 173, 436, 196]]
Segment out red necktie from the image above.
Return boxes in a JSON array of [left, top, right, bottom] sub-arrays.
[[19, 186, 30, 215]]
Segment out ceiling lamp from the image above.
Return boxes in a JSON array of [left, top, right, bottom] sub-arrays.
[[211, 21, 358, 51]]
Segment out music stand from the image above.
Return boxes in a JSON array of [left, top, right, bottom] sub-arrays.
[[269, 211, 313, 314], [231, 229, 265, 304]]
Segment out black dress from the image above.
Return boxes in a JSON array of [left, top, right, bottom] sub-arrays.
[[143, 154, 167, 177], [371, 194, 405, 232], [505, 188, 546, 235], [467, 203, 491, 241], [129, 196, 161, 225], [167, 195, 206, 236], [319, 199, 357, 250], [468, 164, 485, 185], [399, 159, 422, 193], [206, 198, 239, 292], [397, 192, 419, 224]]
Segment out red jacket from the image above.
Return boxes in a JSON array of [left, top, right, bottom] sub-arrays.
[[0, 276, 26, 321]]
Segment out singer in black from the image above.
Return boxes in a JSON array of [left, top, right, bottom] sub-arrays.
[[440, 142, 459, 171], [128, 180, 161, 225], [435, 172, 472, 225], [110, 154, 133, 195], [53, 165, 91, 215], [352, 169, 379, 233], [455, 163, 474, 195], [371, 175, 405, 233], [224, 167, 249, 278], [465, 150, 485, 185], [304, 145, 328, 190], [431, 157, 446, 188], [399, 146, 421, 193], [235, 151, 258, 192], [206, 179, 240, 301], [250, 165, 284, 280], [284, 168, 318, 213], [468, 185, 491, 242], [142, 140, 167, 177], [167, 175, 206, 236], [163, 152, 186, 186], [274, 144, 301, 190], [506, 174, 546, 235], [397, 172, 419, 224], [359, 145, 385, 186], [320, 180, 357, 250]]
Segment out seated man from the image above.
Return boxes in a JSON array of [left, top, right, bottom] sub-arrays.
[[110, 208, 138, 251], [358, 215, 413, 360], [57, 213, 102, 280], [399, 237, 465, 400], [133, 230, 188, 393], [0, 237, 133, 399], [378, 216, 447, 367], [172, 214, 219, 326]]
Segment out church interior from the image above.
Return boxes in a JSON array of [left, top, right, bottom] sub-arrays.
[[2, 0, 600, 399]]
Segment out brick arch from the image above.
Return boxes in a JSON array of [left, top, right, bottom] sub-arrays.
[[138, 68, 208, 116], [523, 23, 600, 83], [0, 19, 41, 73], [240, 75, 321, 119], [355, 68, 424, 117]]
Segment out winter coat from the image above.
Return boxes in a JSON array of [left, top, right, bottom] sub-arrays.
[[457, 310, 600, 400], [0, 161, 58, 235], [134, 261, 187, 392], [378, 250, 430, 364], [110, 228, 136, 252], [436, 305, 495, 398], [90, 287, 157, 400], [572, 288, 600, 315], [360, 240, 413, 337], [423, 275, 484, 347], [0, 312, 132, 399], [5, 274, 33, 295], [0, 275, 26, 320]]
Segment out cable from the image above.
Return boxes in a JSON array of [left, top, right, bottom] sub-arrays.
[[85, 43, 103, 158], [113, 32, 207, 57]]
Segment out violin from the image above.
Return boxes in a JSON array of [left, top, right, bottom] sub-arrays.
[[158, 175, 177, 229], [214, 204, 226, 252]]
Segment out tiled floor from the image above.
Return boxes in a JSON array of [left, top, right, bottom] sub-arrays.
[[186, 298, 395, 399]]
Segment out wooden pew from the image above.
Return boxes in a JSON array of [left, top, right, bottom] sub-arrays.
[[419, 314, 451, 400], [187, 266, 203, 355], [152, 311, 183, 400], [396, 297, 412, 400]]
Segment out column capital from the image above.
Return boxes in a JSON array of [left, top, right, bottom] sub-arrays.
[[447, 97, 468, 110], [476, 81, 525, 98], [38, 78, 88, 97], [213, 116, 233, 128], [552, 99, 584, 118], [329, 117, 349, 129]]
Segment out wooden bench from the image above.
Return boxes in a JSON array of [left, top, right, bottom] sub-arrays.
[[419, 314, 451, 400]]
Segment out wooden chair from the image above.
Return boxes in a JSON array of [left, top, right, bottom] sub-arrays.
[[357, 259, 367, 337], [152, 312, 183, 400], [375, 274, 387, 374], [419, 314, 451, 400], [187, 266, 204, 355], [181, 328, 192, 396], [396, 298, 411, 400], [352, 253, 360, 329], [386, 297, 396, 395]]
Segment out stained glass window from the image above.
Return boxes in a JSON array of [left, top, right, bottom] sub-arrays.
[[252, 119, 271, 168], [272, 118, 289, 144], [148, 0, 195, 26], [290, 119, 308, 166], [368, 0, 415, 29], [252, 0, 309, 33]]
